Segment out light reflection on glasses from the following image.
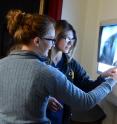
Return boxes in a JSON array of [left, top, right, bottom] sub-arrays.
[[64, 37, 75, 46]]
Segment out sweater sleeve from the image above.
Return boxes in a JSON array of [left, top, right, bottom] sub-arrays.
[[44, 66, 116, 111]]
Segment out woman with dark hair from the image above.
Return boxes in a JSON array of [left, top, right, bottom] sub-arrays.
[[0, 10, 117, 124], [47, 20, 114, 124]]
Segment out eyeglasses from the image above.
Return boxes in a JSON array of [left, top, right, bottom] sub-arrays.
[[42, 38, 56, 45], [64, 37, 75, 46]]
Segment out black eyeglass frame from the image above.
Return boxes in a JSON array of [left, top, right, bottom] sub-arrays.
[[42, 38, 56, 45]]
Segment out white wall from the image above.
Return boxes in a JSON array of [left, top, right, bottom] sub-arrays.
[[62, 0, 117, 124], [99, 0, 117, 20], [61, 0, 86, 62], [80, 0, 100, 76]]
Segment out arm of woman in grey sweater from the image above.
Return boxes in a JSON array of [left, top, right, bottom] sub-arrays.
[[44, 66, 117, 111]]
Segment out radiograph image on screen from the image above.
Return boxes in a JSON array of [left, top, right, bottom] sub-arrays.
[[98, 25, 117, 72]]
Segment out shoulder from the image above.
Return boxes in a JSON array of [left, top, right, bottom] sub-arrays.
[[68, 57, 81, 70], [37, 61, 66, 80]]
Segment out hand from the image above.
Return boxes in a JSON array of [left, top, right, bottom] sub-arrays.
[[101, 67, 117, 78], [48, 97, 63, 112], [110, 68, 117, 80]]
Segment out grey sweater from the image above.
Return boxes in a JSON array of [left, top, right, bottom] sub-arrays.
[[0, 51, 116, 124]]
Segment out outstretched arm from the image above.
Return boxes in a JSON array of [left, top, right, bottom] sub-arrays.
[[44, 66, 117, 111]]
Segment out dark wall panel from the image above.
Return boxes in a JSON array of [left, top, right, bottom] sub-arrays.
[[0, 0, 39, 58]]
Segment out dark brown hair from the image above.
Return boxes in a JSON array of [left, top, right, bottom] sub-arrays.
[[55, 20, 77, 57], [6, 9, 55, 46]]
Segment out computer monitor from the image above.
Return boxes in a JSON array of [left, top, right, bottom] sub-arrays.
[[97, 20, 117, 73]]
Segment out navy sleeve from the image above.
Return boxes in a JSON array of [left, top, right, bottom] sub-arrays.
[[68, 59, 106, 92]]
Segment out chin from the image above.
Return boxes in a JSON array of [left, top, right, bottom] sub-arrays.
[[63, 50, 69, 53]]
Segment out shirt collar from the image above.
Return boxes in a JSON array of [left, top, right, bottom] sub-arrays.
[[9, 50, 49, 63]]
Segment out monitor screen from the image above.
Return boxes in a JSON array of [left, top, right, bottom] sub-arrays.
[[97, 24, 117, 73]]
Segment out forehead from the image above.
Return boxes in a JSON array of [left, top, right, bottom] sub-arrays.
[[65, 30, 74, 38], [45, 24, 55, 38]]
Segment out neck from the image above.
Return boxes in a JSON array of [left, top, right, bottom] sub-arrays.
[[51, 47, 63, 65], [21, 45, 45, 57]]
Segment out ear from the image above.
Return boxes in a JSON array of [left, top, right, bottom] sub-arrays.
[[33, 37, 40, 47]]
